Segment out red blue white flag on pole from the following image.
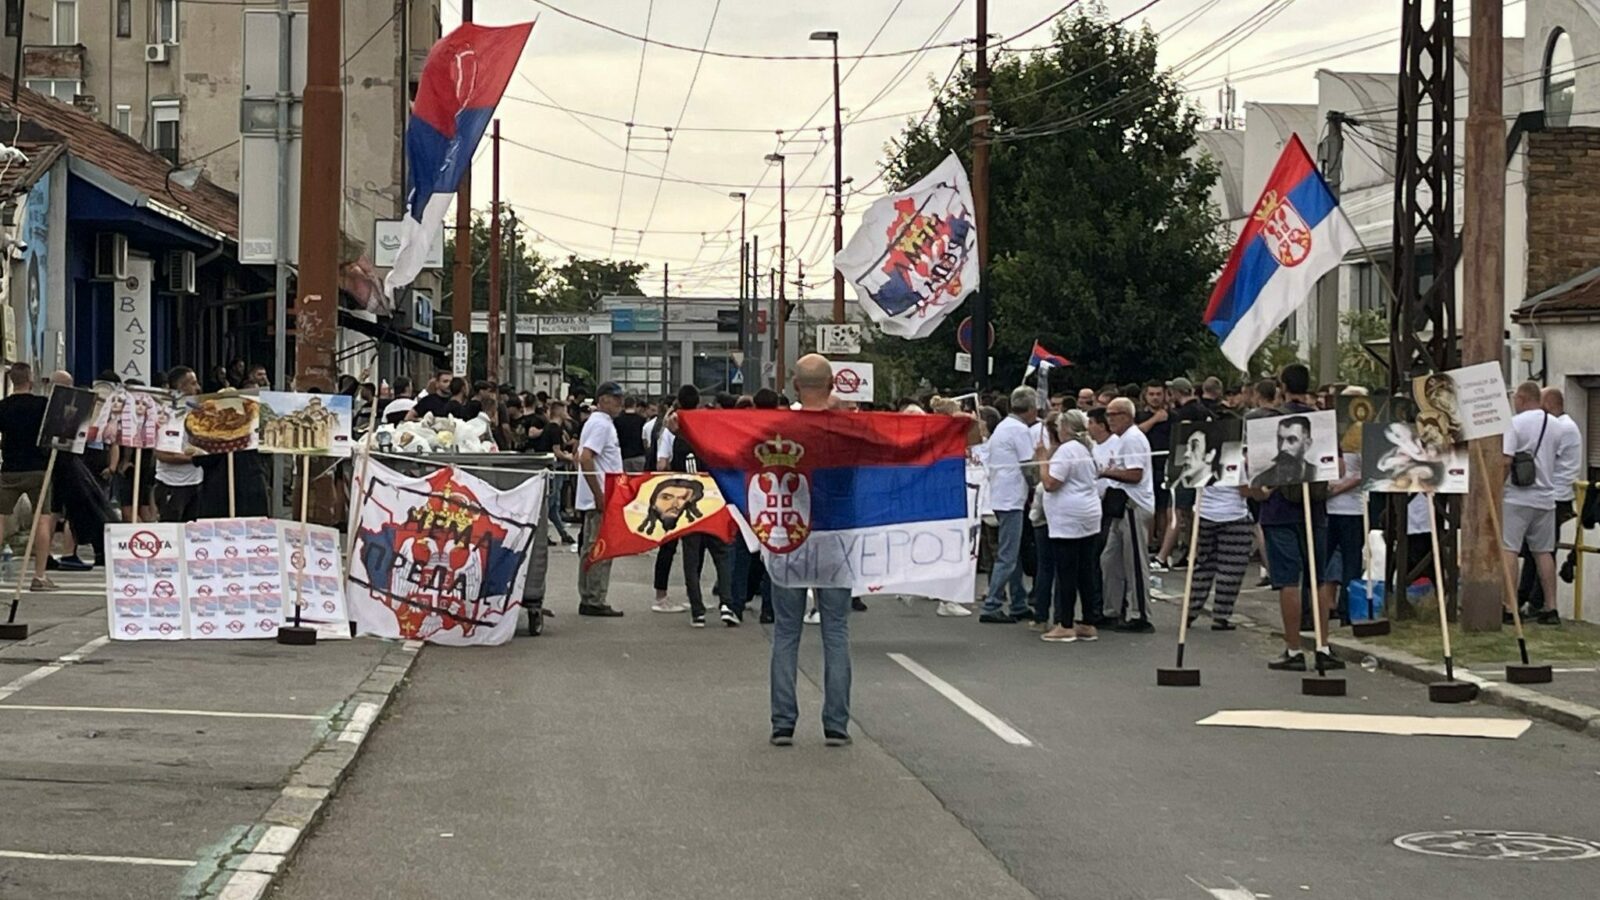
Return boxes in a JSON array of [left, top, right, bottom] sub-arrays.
[[384, 21, 534, 299], [1025, 340, 1071, 377], [1203, 135, 1356, 371]]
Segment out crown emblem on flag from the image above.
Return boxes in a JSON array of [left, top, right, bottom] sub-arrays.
[[754, 434, 805, 468], [1252, 189, 1286, 223]]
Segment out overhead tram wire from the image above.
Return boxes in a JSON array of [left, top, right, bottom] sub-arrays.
[[634, 0, 726, 249], [608, 0, 658, 255]]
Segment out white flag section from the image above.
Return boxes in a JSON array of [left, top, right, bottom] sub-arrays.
[[348, 461, 544, 646], [835, 152, 979, 340]]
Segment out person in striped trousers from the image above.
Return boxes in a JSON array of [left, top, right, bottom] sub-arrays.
[[1186, 481, 1254, 629]]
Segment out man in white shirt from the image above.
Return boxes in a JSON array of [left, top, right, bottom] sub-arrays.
[[1100, 397, 1155, 631], [1503, 381, 1562, 625], [577, 381, 627, 617], [1518, 386, 1583, 618], [979, 386, 1041, 623], [153, 367, 205, 523]]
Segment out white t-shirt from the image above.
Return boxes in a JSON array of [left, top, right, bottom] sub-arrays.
[[1551, 413, 1582, 503], [655, 430, 675, 469], [1092, 434, 1119, 498], [1326, 451, 1364, 515], [986, 416, 1036, 512], [641, 417, 656, 446], [1043, 441, 1101, 539], [1198, 484, 1249, 523], [576, 411, 623, 511], [1108, 426, 1155, 513], [155, 457, 203, 487], [1408, 494, 1431, 535], [1502, 409, 1559, 509]]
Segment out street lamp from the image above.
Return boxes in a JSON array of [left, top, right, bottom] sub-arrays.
[[728, 190, 749, 388], [810, 29, 845, 324], [765, 153, 787, 390]]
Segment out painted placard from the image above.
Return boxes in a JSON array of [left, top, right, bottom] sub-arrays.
[[831, 362, 875, 403], [183, 518, 284, 639], [1361, 420, 1469, 494], [106, 523, 186, 641], [1413, 361, 1512, 449], [1245, 409, 1338, 487], [158, 392, 263, 456], [256, 391, 354, 456]]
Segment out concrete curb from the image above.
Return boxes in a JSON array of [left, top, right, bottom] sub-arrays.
[[193, 639, 423, 900], [1320, 634, 1600, 740]]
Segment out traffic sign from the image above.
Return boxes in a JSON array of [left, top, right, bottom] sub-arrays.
[[817, 324, 862, 355], [956, 317, 994, 354], [452, 331, 469, 378], [954, 352, 994, 374], [831, 362, 875, 402]]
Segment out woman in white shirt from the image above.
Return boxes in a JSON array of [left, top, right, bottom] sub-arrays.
[[1187, 480, 1254, 629], [1035, 410, 1102, 642]]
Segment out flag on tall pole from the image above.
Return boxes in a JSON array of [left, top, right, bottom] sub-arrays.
[[1024, 340, 1070, 378], [385, 21, 535, 300], [1202, 135, 1357, 371]]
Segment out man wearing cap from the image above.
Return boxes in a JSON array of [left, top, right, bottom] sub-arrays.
[[576, 381, 627, 617]]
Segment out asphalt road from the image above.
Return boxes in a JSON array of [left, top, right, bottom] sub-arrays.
[[277, 549, 1600, 900]]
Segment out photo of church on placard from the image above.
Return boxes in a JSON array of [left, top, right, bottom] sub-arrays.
[[256, 392, 354, 457]]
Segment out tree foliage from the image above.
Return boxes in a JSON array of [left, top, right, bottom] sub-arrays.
[[869, 10, 1229, 391]]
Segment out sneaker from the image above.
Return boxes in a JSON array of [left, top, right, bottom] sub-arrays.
[[851, 598, 868, 612], [1041, 625, 1078, 643], [568, 543, 579, 554], [803, 609, 821, 625], [1010, 610, 1035, 623], [824, 729, 852, 747], [548, 534, 562, 546], [770, 728, 794, 747], [1027, 620, 1048, 632], [1256, 575, 1272, 588], [1536, 608, 1562, 626], [560, 533, 577, 545], [1073, 623, 1099, 641], [651, 599, 687, 614], [978, 611, 1016, 624], [1267, 650, 1307, 671], [29, 576, 56, 592], [1114, 618, 1154, 634], [1149, 559, 1170, 572], [56, 555, 91, 572], [720, 605, 741, 627], [936, 601, 973, 617], [577, 604, 624, 617], [691, 614, 706, 628], [1315, 650, 1346, 670], [1211, 619, 1237, 631], [759, 610, 775, 624]]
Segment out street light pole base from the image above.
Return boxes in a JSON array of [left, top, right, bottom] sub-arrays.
[[1350, 618, 1391, 638], [1301, 676, 1347, 697], [1504, 664, 1553, 685], [1428, 680, 1479, 703], [1156, 667, 1201, 687], [0, 622, 28, 641], [276, 625, 318, 646]]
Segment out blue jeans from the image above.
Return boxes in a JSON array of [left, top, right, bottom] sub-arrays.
[[770, 585, 852, 734], [983, 509, 1029, 615], [1029, 523, 1056, 622], [728, 539, 772, 617]]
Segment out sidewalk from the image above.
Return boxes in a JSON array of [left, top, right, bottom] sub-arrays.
[[0, 568, 420, 900], [274, 554, 1037, 900]]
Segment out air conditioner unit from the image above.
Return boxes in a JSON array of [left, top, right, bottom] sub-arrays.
[[94, 233, 129, 281], [165, 249, 196, 295], [144, 43, 169, 65]]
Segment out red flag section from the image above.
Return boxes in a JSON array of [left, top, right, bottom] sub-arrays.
[[585, 472, 738, 568]]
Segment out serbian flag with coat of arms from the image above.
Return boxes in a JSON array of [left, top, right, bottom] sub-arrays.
[[385, 21, 534, 299], [676, 410, 978, 602], [1203, 135, 1357, 371]]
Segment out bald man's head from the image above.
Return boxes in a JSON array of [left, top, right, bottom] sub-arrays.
[[1542, 386, 1566, 415], [50, 370, 72, 387], [793, 353, 834, 408]]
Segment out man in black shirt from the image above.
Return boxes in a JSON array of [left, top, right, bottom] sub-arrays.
[[614, 395, 647, 472], [0, 363, 57, 590], [1136, 380, 1172, 553], [1155, 377, 1213, 569], [412, 373, 452, 419]]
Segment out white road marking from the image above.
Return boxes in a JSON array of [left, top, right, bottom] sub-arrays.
[[337, 701, 381, 744], [0, 849, 194, 867], [1197, 709, 1531, 740], [402, 639, 423, 652], [0, 704, 325, 721], [0, 636, 110, 702], [887, 653, 1034, 747]]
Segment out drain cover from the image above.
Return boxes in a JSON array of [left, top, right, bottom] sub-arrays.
[[1394, 831, 1600, 861]]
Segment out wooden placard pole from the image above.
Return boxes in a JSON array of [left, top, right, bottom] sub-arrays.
[[129, 447, 142, 525], [227, 452, 237, 518], [3, 448, 59, 637], [1301, 488, 1346, 696], [1470, 442, 1552, 683], [276, 454, 318, 646], [1157, 508, 1205, 686]]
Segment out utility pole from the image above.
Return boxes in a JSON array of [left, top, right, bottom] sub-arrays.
[[507, 211, 519, 389], [661, 263, 670, 396], [1460, 0, 1506, 631], [488, 118, 502, 383], [451, 0, 474, 380], [767, 153, 788, 390], [1316, 111, 1352, 385], [293, 0, 341, 392], [810, 29, 845, 323], [751, 234, 761, 387], [271, 0, 292, 512], [969, 0, 992, 392]]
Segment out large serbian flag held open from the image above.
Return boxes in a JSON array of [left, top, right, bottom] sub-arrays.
[[385, 21, 534, 299], [1203, 135, 1357, 371], [676, 410, 977, 601]]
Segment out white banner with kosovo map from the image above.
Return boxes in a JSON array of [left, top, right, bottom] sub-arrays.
[[347, 461, 544, 646]]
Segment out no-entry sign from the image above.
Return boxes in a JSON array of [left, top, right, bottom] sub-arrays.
[[832, 362, 875, 403]]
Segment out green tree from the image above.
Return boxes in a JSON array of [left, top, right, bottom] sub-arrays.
[[1338, 309, 1388, 390], [872, 9, 1228, 390]]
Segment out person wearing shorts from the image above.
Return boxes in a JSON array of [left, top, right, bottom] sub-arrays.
[[0, 363, 56, 590], [1502, 381, 1561, 625]]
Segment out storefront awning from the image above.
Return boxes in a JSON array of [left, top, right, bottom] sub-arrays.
[[338, 308, 448, 363]]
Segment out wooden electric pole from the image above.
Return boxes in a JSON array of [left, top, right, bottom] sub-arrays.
[[489, 118, 502, 383], [451, 0, 475, 380], [1460, 0, 1506, 631], [970, 0, 991, 392], [292, 0, 342, 392]]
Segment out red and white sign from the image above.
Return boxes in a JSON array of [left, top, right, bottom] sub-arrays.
[[106, 523, 185, 641], [831, 362, 875, 403]]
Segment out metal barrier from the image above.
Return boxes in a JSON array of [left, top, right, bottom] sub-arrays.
[[1569, 482, 1595, 621]]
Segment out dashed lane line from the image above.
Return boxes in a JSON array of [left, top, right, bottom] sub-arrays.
[[887, 652, 1034, 747]]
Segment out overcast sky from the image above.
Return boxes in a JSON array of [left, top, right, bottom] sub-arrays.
[[449, 0, 1526, 300]]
